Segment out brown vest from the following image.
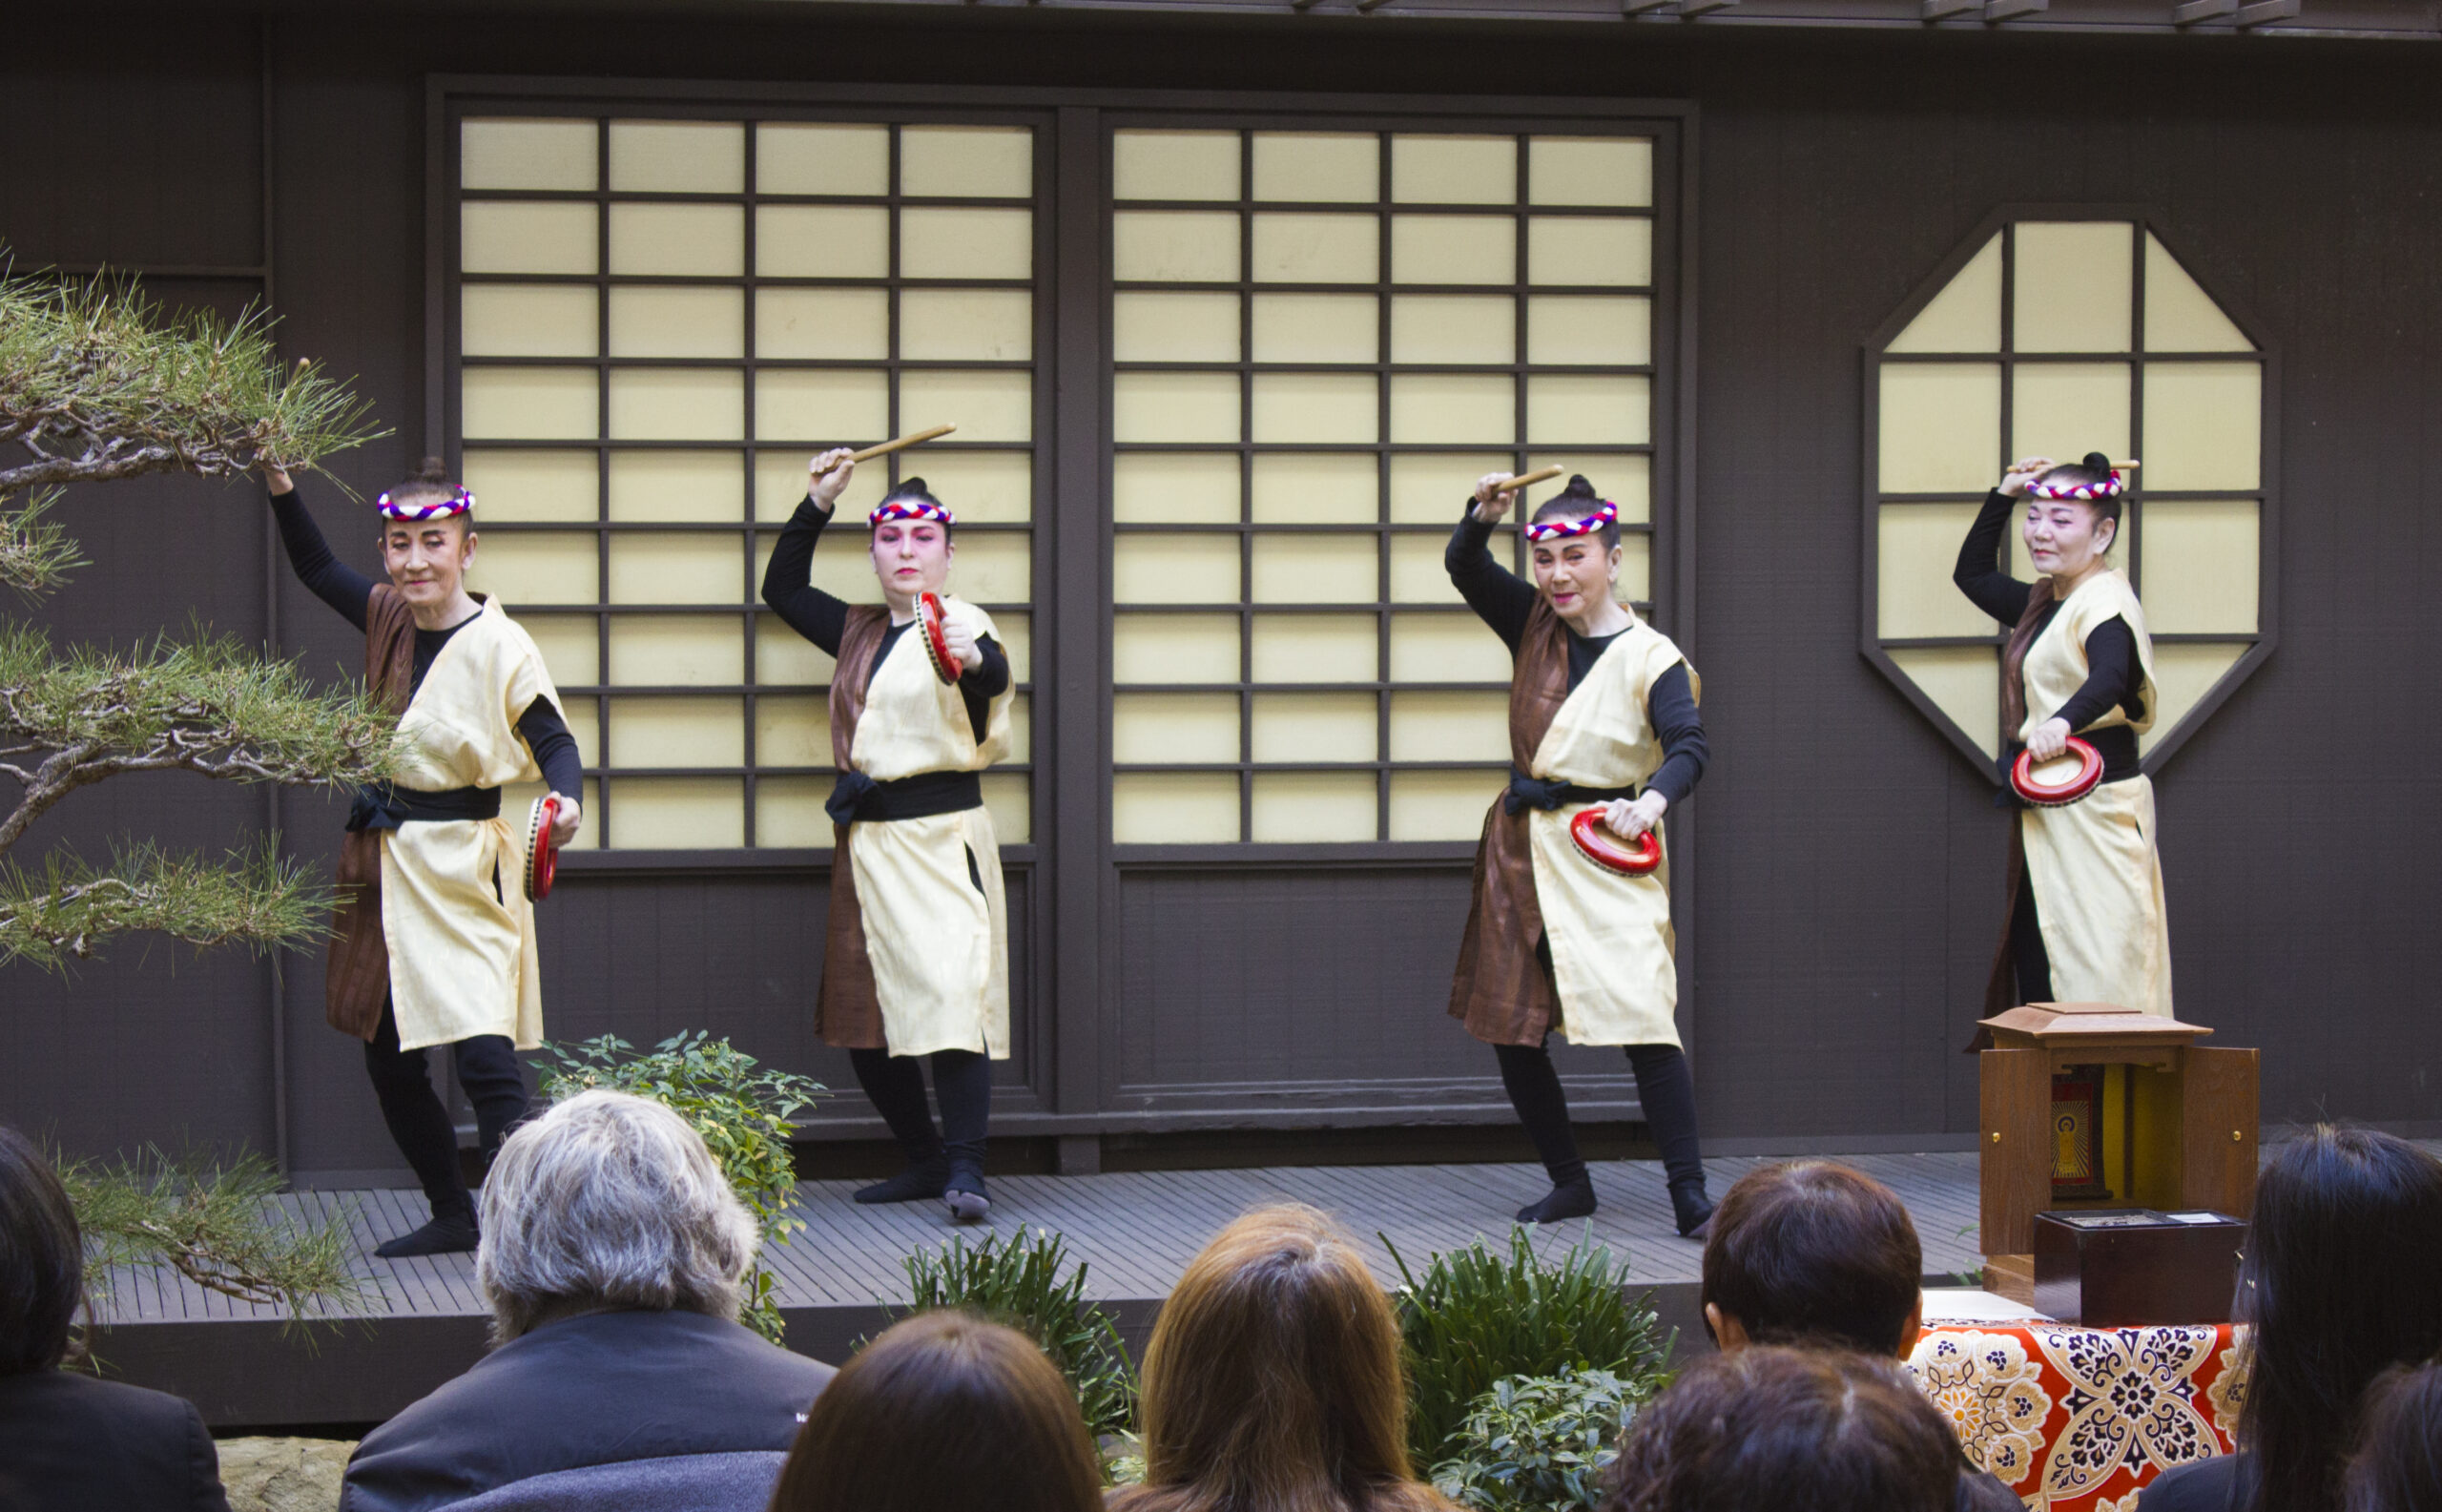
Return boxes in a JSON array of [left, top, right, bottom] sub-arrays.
[[323, 586, 416, 1041], [815, 607, 892, 1049]]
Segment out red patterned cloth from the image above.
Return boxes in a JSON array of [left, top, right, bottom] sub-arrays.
[[1908, 1320, 2253, 1511]]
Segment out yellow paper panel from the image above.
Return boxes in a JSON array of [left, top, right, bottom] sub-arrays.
[[1114, 130, 1241, 202], [1390, 690, 1508, 761], [1890, 646, 2001, 760], [467, 532, 596, 607], [1251, 373, 1377, 445], [1252, 613, 1376, 683], [1115, 292, 1241, 362], [766, 532, 885, 606], [755, 368, 889, 445], [1114, 371, 1240, 444], [1527, 375, 1648, 445], [755, 777, 832, 848], [2142, 362, 2261, 491], [1252, 532, 1376, 604], [916, 450, 1032, 524], [608, 120, 742, 194], [901, 287, 1034, 360], [1528, 136, 1652, 208], [1536, 453, 1649, 524], [2011, 362, 2131, 466], [1252, 214, 1378, 285], [548, 699, 601, 769], [1876, 504, 1997, 639], [1888, 235, 2002, 355], [1391, 374, 1515, 445], [463, 283, 597, 358], [1392, 135, 1517, 205], [1391, 612, 1512, 682], [1251, 294, 1376, 364], [1390, 769, 1501, 841], [1115, 452, 1240, 525], [983, 773, 1031, 845], [992, 612, 1031, 681], [1252, 773, 1376, 843], [610, 614, 743, 686], [609, 450, 743, 523], [2014, 221, 2134, 355], [1527, 296, 1649, 366], [463, 449, 597, 523], [753, 695, 830, 769], [462, 118, 596, 192], [1252, 133, 1378, 203], [1393, 216, 1515, 286], [607, 287, 743, 359], [609, 533, 739, 605], [899, 369, 1032, 442], [1114, 534, 1238, 604], [948, 531, 1031, 604], [520, 613, 600, 687], [755, 288, 890, 361], [1393, 296, 1514, 365], [2139, 499, 2258, 635], [1114, 693, 1238, 763], [2142, 234, 2252, 354], [507, 777, 601, 850], [1390, 453, 1512, 523], [1389, 533, 1461, 605], [900, 125, 1032, 198], [756, 206, 890, 279], [2142, 642, 2245, 755], [755, 122, 888, 197], [610, 777, 742, 849], [1113, 773, 1239, 844], [608, 369, 744, 441], [1877, 363, 2001, 494], [756, 614, 837, 686], [1252, 453, 1376, 524], [1113, 613, 1239, 684], [900, 208, 1032, 280], [608, 203, 743, 278], [464, 367, 597, 441], [1113, 211, 1242, 284], [1528, 217, 1651, 287], [462, 202, 596, 276], [1613, 533, 1652, 603], [1252, 692, 1376, 762], [754, 450, 883, 525]]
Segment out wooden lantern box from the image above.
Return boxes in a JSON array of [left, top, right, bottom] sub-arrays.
[[2033, 1209, 2248, 1326]]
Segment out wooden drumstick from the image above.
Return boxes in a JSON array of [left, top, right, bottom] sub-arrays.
[[1490, 465, 1566, 494], [845, 424, 957, 465]]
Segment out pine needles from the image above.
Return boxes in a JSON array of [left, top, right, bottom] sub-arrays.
[[0, 838, 336, 969], [59, 1146, 367, 1321]]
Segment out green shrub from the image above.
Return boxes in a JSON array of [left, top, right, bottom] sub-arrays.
[[1431, 1367, 1645, 1512], [894, 1225, 1137, 1439], [537, 1032, 824, 1345], [1388, 1226, 1672, 1466]]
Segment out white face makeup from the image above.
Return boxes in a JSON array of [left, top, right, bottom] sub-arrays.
[[1528, 526, 1623, 628], [2020, 495, 2116, 582], [869, 519, 954, 612]]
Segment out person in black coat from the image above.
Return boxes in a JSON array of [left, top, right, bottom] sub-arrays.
[[0, 1125, 232, 1512]]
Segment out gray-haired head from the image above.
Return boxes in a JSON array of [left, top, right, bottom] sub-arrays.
[[476, 1088, 760, 1343]]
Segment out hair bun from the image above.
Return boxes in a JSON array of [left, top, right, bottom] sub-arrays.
[[413, 456, 453, 485], [2080, 451, 2112, 471], [895, 476, 927, 495], [1562, 473, 1598, 498]]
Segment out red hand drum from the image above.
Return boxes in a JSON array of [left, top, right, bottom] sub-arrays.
[[1569, 806, 1661, 877], [916, 591, 959, 686], [523, 795, 561, 901], [2011, 737, 2105, 807]]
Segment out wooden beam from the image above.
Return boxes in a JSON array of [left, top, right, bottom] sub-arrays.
[[1622, 0, 1676, 13], [2235, 0, 2300, 22], [1985, 0, 2049, 17], [1921, 0, 1982, 18], [2171, 0, 2237, 22], [1677, 0, 1739, 15]]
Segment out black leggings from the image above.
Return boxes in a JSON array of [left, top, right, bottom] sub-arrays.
[[2011, 860, 2056, 1004], [363, 997, 528, 1212], [849, 1047, 991, 1171], [1493, 1039, 1705, 1193]]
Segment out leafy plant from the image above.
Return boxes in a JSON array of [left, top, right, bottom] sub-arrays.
[[1431, 1367, 1646, 1512], [1388, 1226, 1673, 1466], [538, 1032, 825, 1345], [894, 1225, 1137, 1440]]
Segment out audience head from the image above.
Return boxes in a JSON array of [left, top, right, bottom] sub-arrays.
[[1115, 1203, 1448, 1512], [475, 1089, 759, 1342], [2235, 1125, 2442, 1512], [0, 1126, 84, 1375], [769, 1311, 1102, 1512], [1602, 1346, 1959, 1512], [2345, 1361, 2442, 1512], [1700, 1160, 1923, 1358]]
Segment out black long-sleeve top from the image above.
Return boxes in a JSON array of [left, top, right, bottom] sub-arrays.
[[270, 487, 584, 797], [758, 494, 1010, 744], [1952, 488, 2144, 733], [1444, 504, 1707, 807]]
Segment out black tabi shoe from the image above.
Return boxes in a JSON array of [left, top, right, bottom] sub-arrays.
[[375, 1202, 479, 1258], [1669, 1182, 1716, 1240], [1516, 1173, 1598, 1226], [943, 1166, 991, 1224], [855, 1154, 950, 1205]]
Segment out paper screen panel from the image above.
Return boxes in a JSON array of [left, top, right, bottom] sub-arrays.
[[755, 777, 833, 848], [610, 697, 744, 767], [611, 777, 742, 849], [1116, 292, 1241, 362], [1251, 533, 1376, 604], [755, 206, 890, 279], [1391, 453, 1511, 522], [1115, 372, 1241, 443], [917, 450, 1032, 523], [1390, 691, 1508, 762], [1889, 646, 2002, 760], [519, 613, 601, 687], [1391, 374, 1515, 445], [1391, 769, 1501, 840], [608, 450, 742, 524], [462, 118, 596, 192], [1114, 535, 1239, 604], [900, 125, 1031, 197], [2013, 222, 2133, 355], [900, 288, 1033, 362], [983, 773, 1031, 845], [1252, 614, 1376, 682], [755, 289, 889, 362], [1252, 692, 1376, 762], [1115, 453, 1240, 524], [1877, 364, 2001, 494], [1252, 132, 1378, 202], [1252, 453, 1376, 524], [1393, 135, 1516, 205], [2138, 499, 2258, 634], [1003, 694, 1033, 763], [1393, 216, 1517, 286], [1888, 236, 2001, 355], [2011, 362, 2131, 464], [1114, 773, 1239, 844], [467, 533, 595, 608], [899, 208, 1032, 280], [1613, 536, 1652, 603], [1542, 453, 1649, 522], [464, 367, 597, 440], [1113, 211, 1242, 283], [2143, 235, 2252, 354], [992, 613, 1031, 680], [1526, 296, 1648, 367], [463, 283, 598, 358], [756, 616, 837, 686], [608, 287, 743, 359], [1877, 505, 1994, 639], [547, 699, 601, 770], [1528, 218, 1651, 287], [772, 536, 885, 604], [606, 369, 743, 442], [610, 615, 742, 686], [462, 202, 596, 276], [1390, 613, 1513, 682], [1251, 214, 1379, 285], [2142, 363, 2261, 491], [608, 204, 743, 278], [1251, 373, 1377, 445], [1114, 130, 1239, 201], [1252, 773, 1376, 843], [754, 451, 882, 524], [463, 450, 597, 523], [1393, 296, 1514, 365], [1528, 137, 1652, 208], [609, 120, 743, 194], [753, 695, 830, 768], [755, 122, 888, 196], [1389, 534, 1462, 604], [2142, 643, 2245, 755], [898, 369, 1031, 442], [1114, 693, 1239, 762], [506, 778, 602, 850], [755, 368, 889, 445], [1526, 375, 1648, 445], [950, 534, 1032, 605], [609, 533, 738, 605], [1251, 294, 1377, 363]]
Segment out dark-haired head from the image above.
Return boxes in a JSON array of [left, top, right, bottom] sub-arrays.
[[380, 455, 476, 534], [1527, 474, 1622, 552], [2345, 1362, 2442, 1512], [873, 476, 952, 539], [2237, 1126, 2442, 1512], [1701, 1160, 1923, 1357], [2030, 451, 2126, 528], [0, 1125, 85, 1376]]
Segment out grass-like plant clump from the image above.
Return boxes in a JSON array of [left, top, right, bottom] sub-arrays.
[[895, 1225, 1138, 1440]]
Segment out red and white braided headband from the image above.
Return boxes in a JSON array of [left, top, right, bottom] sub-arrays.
[[869, 499, 955, 528], [1521, 500, 1619, 542], [378, 487, 474, 521], [2029, 470, 2123, 502]]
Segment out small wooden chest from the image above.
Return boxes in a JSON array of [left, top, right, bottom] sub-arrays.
[[2032, 1209, 2247, 1326]]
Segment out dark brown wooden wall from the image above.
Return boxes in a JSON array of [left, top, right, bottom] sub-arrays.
[[4, 7, 2437, 1183]]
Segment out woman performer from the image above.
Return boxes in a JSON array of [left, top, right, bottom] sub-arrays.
[[1447, 473, 1714, 1236], [761, 450, 1015, 1225], [264, 459, 584, 1257], [1954, 451, 2169, 1020]]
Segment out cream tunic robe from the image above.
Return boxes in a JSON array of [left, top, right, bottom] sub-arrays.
[[381, 597, 563, 1051], [847, 597, 1015, 1059], [2016, 570, 2173, 1018], [1522, 619, 1695, 1048]]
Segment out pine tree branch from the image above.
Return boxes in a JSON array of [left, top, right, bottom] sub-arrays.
[[0, 839, 334, 968], [0, 490, 85, 600]]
